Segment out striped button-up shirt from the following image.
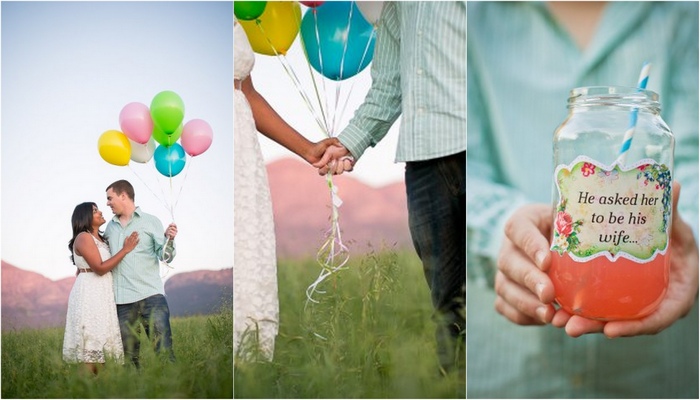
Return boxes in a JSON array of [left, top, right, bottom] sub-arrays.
[[339, 1, 466, 163], [104, 207, 176, 304]]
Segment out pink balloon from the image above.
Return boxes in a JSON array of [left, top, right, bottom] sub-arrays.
[[181, 119, 213, 156], [119, 102, 153, 144], [301, 1, 324, 8]]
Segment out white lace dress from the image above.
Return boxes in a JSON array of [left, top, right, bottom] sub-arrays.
[[233, 20, 279, 361], [62, 233, 124, 363]]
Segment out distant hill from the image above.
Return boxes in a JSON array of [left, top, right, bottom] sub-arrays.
[[164, 268, 232, 316], [266, 157, 411, 258], [1, 261, 232, 331], [1, 261, 74, 331]]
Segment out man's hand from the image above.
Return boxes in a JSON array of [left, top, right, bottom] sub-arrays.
[[305, 137, 342, 165], [312, 144, 354, 175], [165, 223, 178, 240]]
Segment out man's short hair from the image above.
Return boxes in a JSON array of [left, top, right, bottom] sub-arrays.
[[107, 179, 135, 201]]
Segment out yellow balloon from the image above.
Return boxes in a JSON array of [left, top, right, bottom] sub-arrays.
[[239, 2, 301, 56], [98, 130, 131, 166]]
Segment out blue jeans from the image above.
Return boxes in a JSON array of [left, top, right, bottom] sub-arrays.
[[405, 151, 465, 373], [117, 294, 175, 366]]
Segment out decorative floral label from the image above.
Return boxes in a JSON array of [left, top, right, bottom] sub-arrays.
[[551, 156, 671, 262]]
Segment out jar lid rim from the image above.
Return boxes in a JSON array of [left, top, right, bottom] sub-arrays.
[[570, 86, 659, 98]]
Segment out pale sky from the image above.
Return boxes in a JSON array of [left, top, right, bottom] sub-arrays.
[[2, 1, 405, 281], [1, 1, 233, 280]]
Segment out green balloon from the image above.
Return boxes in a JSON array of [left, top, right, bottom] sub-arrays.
[[235, 1, 267, 21], [152, 122, 183, 147], [150, 91, 185, 135]]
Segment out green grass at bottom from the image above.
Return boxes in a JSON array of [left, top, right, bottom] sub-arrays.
[[234, 249, 465, 399], [2, 306, 233, 399]]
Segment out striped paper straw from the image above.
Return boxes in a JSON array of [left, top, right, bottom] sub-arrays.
[[617, 62, 651, 165]]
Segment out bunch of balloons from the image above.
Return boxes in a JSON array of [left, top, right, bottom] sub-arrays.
[[97, 91, 213, 177], [236, 1, 381, 81]]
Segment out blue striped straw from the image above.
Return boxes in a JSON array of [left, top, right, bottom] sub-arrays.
[[617, 62, 651, 165]]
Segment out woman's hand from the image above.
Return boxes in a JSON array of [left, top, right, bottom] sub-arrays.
[[495, 204, 557, 325], [122, 231, 140, 252]]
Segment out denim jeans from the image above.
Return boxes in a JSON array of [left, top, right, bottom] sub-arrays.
[[117, 294, 175, 366], [405, 151, 466, 373]]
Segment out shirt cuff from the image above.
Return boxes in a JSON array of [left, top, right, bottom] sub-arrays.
[[338, 123, 375, 160]]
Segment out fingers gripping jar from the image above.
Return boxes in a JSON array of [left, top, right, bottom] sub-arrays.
[[549, 86, 674, 320]]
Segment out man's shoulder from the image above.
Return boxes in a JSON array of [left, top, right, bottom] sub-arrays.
[[134, 207, 159, 221], [134, 208, 164, 228], [104, 220, 118, 235]]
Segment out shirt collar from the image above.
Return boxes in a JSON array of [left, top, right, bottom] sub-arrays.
[[111, 206, 142, 223]]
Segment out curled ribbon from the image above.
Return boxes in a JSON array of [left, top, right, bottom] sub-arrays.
[[305, 173, 350, 306], [160, 236, 175, 278]]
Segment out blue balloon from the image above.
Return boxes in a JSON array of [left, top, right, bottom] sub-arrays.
[[300, 2, 375, 80], [154, 143, 186, 177]]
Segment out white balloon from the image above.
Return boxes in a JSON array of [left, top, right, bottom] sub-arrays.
[[356, 1, 384, 26], [129, 137, 156, 163]]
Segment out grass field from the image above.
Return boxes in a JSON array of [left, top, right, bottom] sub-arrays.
[[1, 305, 233, 399], [234, 248, 466, 399], [2, 249, 464, 399]]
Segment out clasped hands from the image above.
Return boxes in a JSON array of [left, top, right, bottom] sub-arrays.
[[495, 182, 699, 338], [308, 138, 355, 175]]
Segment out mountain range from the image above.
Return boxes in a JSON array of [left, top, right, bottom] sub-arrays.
[[1, 157, 410, 330], [267, 157, 411, 258], [1, 261, 232, 331]]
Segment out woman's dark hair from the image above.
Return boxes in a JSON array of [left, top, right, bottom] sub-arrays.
[[68, 202, 106, 265]]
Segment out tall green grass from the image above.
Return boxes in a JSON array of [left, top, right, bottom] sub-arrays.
[[234, 248, 465, 398], [2, 304, 233, 398]]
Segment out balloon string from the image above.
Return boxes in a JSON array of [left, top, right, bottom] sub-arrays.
[[128, 164, 171, 213], [338, 4, 354, 82], [335, 28, 376, 133], [254, 20, 328, 136], [171, 158, 192, 212], [305, 173, 350, 306], [312, 9, 332, 135], [297, 9, 332, 136]]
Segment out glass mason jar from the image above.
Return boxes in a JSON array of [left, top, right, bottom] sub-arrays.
[[549, 86, 674, 320]]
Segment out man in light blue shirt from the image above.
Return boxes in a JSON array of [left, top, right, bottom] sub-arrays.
[[315, 1, 466, 375], [104, 179, 178, 366]]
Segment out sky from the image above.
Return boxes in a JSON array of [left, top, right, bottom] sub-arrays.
[[1, 2, 233, 280], [1, 1, 405, 281]]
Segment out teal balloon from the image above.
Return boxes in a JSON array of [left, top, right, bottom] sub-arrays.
[[153, 123, 183, 147], [154, 143, 186, 177], [150, 91, 185, 135], [234, 1, 267, 21], [300, 2, 375, 80]]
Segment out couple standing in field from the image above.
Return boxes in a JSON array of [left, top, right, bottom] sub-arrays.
[[62, 180, 178, 374], [234, 2, 466, 375]]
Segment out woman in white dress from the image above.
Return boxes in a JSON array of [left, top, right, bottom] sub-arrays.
[[62, 202, 139, 374], [234, 19, 342, 361]]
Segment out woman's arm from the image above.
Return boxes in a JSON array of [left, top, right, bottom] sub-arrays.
[[74, 232, 139, 275], [241, 75, 339, 164]]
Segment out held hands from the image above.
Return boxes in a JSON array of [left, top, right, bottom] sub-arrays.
[[312, 143, 355, 176], [122, 231, 140, 252], [496, 182, 699, 338], [165, 223, 178, 240], [305, 137, 342, 164]]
